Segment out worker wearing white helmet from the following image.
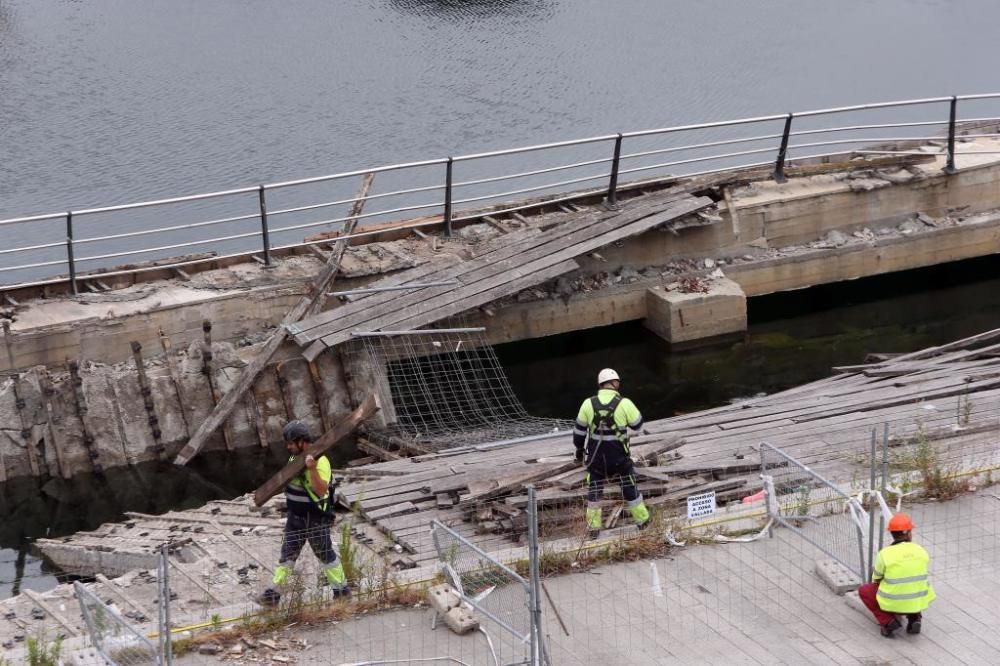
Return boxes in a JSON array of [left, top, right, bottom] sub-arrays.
[[573, 368, 650, 538]]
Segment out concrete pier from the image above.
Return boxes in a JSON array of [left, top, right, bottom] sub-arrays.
[[643, 277, 747, 344]]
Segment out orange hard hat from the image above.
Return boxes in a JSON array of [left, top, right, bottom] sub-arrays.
[[887, 513, 914, 532]]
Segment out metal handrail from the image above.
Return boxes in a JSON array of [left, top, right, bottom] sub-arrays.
[[452, 156, 613, 189], [267, 182, 445, 218], [453, 134, 617, 162], [76, 230, 263, 263], [73, 185, 259, 216], [268, 200, 445, 235], [2, 92, 999, 290], [75, 211, 261, 244], [0, 240, 66, 256], [451, 172, 610, 207], [0, 257, 68, 273], [266, 157, 450, 190]]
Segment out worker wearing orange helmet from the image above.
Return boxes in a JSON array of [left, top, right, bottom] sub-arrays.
[[857, 512, 936, 637]]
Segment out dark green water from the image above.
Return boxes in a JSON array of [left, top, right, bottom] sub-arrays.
[[498, 254, 1000, 420], [6, 254, 1000, 597]]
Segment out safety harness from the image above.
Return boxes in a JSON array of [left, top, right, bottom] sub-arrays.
[[286, 456, 336, 517], [589, 394, 628, 447], [587, 395, 629, 468]]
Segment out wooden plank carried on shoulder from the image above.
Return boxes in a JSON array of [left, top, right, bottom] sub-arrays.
[[253, 394, 378, 506]]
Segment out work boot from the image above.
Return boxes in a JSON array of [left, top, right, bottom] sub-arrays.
[[635, 519, 651, 532], [880, 618, 901, 638], [329, 584, 351, 600], [256, 587, 281, 607], [588, 528, 601, 539], [907, 615, 922, 635]]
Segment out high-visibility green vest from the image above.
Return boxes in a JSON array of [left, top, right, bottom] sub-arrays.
[[874, 541, 936, 613]]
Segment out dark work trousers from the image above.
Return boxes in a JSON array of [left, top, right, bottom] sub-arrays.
[[857, 582, 922, 626], [279, 512, 337, 566], [585, 443, 640, 503]]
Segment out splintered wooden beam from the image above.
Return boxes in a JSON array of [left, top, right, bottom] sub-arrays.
[[172, 173, 375, 466], [253, 394, 378, 506]]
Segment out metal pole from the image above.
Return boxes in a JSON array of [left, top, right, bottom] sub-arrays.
[[944, 96, 958, 175], [66, 212, 78, 296], [443, 157, 453, 237], [160, 546, 173, 665], [879, 422, 889, 552], [605, 134, 623, 209], [760, 444, 774, 538], [526, 485, 545, 666], [258, 185, 272, 267], [772, 113, 794, 183], [866, 428, 877, 582]]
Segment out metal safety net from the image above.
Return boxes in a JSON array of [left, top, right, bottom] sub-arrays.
[[354, 324, 570, 451]]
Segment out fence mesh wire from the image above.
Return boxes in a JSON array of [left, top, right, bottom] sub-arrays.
[[74, 581, 159, 665], [357, 326, 570, 450], [14, 367, 1000, 664]]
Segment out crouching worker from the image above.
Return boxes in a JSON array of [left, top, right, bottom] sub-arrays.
[[258, 420, 349, 606], [857, 512, 935, 637]]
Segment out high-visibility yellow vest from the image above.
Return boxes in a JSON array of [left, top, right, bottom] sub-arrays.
[[874, 541, 936, 613]]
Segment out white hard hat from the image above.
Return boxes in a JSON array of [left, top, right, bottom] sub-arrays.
[[597, 368, 620, 385]]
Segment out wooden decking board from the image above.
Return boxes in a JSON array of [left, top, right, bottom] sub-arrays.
[[320, 197, 708, 345], [292, 210, 589, 344], [293, 193, 709, 349]]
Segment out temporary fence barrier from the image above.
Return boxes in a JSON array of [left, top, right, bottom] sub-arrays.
[[74, 581, 160, 665]]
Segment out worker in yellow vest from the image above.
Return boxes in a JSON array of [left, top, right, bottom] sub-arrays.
[[573, 368, 650, 538], [258, 421, 349, 606], [857, 513, 935, 637]]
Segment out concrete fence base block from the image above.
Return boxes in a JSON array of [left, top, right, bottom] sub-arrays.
[[444, 606, 480, 635], [814, 558, 862, 595], [426, 583, 461, 615]]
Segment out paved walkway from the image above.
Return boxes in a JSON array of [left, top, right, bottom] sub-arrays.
[[171, 493, 1000, 665]]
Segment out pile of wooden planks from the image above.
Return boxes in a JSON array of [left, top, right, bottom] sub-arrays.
[[335, 432, 785, 562]]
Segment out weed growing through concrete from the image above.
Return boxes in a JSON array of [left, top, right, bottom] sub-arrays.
[[171, 583, 427, 656], [905, 423, 966, 499], [338, 522, 364, 585], [25, 630, 62, 666]]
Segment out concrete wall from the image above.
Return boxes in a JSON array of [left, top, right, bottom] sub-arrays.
[[0, 339, 358, 483], [579, 160, 1000, 273]]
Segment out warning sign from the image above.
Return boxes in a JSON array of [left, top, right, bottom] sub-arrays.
[[686, 491, 717, 519]]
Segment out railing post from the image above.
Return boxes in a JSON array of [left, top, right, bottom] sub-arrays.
[[878, 422, 889, 552], [65, 212, 78, 296], [605, 133, 624, 210], [443, 157, 454, 237], [159, 545, 173, 665], [772, 113, 794, 183], [257, 185, 272, 267], [526, 485, 547, 666], [866, 428, 877, 582], [944, 95, 958, 175]]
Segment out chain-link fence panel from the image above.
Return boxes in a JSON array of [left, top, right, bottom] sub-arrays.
[[75, 581, 160, 665], [761, 442, 867, 580]]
